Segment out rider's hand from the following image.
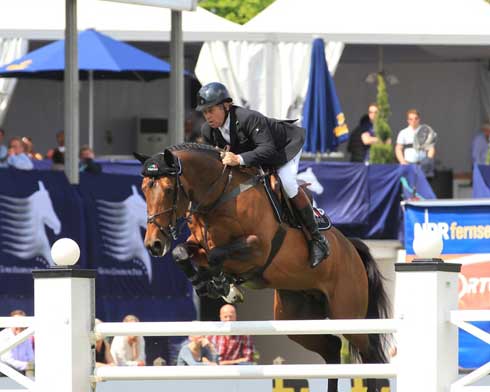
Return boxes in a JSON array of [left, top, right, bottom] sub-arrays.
[[221, 151, 241, 166]]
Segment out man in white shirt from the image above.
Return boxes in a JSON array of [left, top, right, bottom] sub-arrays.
[[395, 109, 435, 165], [0, 310, 34, 374]]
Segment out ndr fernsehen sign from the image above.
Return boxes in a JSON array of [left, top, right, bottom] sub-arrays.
[[99, 0, 197, 11]]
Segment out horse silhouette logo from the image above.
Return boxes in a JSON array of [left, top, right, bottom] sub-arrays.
[[0, 181, 61, 266], [97, 185, 152, 283]]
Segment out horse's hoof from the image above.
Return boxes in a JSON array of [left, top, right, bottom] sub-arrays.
[[205, 280, 230, 299], [222, 284, 244, 304]]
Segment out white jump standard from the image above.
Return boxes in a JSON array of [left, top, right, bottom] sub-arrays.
[[2, 255, 488, 391]]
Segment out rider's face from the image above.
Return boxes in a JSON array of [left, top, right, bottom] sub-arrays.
[[202, 105, 226, 129]]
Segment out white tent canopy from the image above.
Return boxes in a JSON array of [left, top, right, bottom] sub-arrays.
[[244, 0, 490, 45], [0, 0, 245, 41]]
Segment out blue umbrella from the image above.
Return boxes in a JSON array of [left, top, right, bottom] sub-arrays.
[[302, 38, 349, 154], [0, 29, 174, 148]]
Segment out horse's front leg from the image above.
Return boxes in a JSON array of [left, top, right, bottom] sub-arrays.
[[206, 235, 261, 298], [172, 240, 211, 297]]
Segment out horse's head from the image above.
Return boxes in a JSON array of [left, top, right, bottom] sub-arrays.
[[136, 150, 190, 257], [30, 181, 61, 235]]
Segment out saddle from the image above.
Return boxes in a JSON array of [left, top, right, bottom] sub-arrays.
[[260, 171, 332, 231]]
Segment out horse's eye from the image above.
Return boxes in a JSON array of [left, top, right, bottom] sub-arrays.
[[164, 187, 174, 196]]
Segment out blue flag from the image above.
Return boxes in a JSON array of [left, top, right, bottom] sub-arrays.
[[302, 39, 348, 153]]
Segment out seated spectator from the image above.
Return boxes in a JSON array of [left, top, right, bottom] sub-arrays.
[[94, 319, 115, 367], [110, 314, 145, 366], [79, 145, 101, 174], [0, 128, 8, 168], [395, 109, 436, 166], [0, 309, 34, 374], [46, 130, 65, 160], [7, 137, 33, 170], [177, 335, 219, 366], [471, 122, 490, 165], [208, 304, 254, 365], [22, 136, 43, 160]]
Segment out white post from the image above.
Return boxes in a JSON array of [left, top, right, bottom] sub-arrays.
[[395, 261, 460, 392], [33, 269, 96, 392]]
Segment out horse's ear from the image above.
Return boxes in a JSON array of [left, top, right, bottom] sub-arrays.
[[163, 149, 175, 168], [133, 152, 149, 164]]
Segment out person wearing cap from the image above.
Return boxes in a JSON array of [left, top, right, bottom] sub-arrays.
[[472, 122, 490, 165], [195, 82, 329, 273]]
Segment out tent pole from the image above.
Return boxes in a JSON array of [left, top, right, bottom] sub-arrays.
[[170, 10, 184, 144], [88, 70, 94, 150], [64, 0, 79, 184]]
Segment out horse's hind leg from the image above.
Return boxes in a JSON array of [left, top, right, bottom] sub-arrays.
[[274, 289, 342, 392]]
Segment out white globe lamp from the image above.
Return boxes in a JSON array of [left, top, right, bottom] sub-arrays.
[[51, 238, 80, 267], [412, 228, 443, 259]]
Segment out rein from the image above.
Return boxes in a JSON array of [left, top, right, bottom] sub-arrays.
[[146, 156, 259, 242]]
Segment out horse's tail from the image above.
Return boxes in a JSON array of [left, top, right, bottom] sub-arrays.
[[349, 238, 391, 364]]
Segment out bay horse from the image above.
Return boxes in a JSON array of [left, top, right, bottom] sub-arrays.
[[136, 143, 390, 392]]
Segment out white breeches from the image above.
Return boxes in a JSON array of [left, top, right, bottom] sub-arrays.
[[277, 150, 302, 198]]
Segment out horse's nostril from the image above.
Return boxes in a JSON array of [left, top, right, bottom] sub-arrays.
[[151, 240, 163, 255]]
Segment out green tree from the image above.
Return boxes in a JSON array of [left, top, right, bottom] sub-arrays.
[[370, 73, 394, 164], [199, 0, 275, 24]]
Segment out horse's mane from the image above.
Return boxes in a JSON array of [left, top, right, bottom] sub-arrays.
[[167, 143, 222, 161]]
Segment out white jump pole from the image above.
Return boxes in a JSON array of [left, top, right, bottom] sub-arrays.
[[395, 260, 461, 392], [33, 268, 96, 392]]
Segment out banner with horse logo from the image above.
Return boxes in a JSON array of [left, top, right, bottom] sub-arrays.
[[404, 199, 490, 369], [78, 173, 195, 323], [0, 169, 86, 313]]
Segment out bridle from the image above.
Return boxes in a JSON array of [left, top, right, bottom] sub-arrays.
[[145, 156, 231, 241]]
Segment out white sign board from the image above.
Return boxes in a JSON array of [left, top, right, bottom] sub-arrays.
[[99, 0, 197, 11]]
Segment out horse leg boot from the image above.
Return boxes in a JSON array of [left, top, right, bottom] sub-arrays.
[[206, 247, 230, 298], [290, 188, 330, 268], [172, 244, 209, 297]]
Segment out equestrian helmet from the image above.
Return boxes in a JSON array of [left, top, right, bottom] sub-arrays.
[[195, 82, 232, 112]]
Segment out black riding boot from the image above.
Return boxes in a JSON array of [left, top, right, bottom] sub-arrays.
[[291, 190, 330, 268]]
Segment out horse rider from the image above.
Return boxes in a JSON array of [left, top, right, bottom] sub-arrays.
[[196, 82, 330, 269]]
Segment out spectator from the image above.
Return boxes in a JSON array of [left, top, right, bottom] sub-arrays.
[[0, 128, 8, 168], [471, 122, 490, 165], [110, 314, 146, 366], [348, 103, 386, 163], [46, 130, 65, 160], [0, 309, 34, 374], [22, 136, 43, 160], [94, 319, 115, 367], [79, 145, 101, 174], [395, 109, 436, 165], [7, 137, 34, 170], [208, 304, 254, 365], [176, 335, 219, 366]]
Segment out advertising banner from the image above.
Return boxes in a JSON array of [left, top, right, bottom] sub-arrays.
[[404, 200, 490, 368]]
